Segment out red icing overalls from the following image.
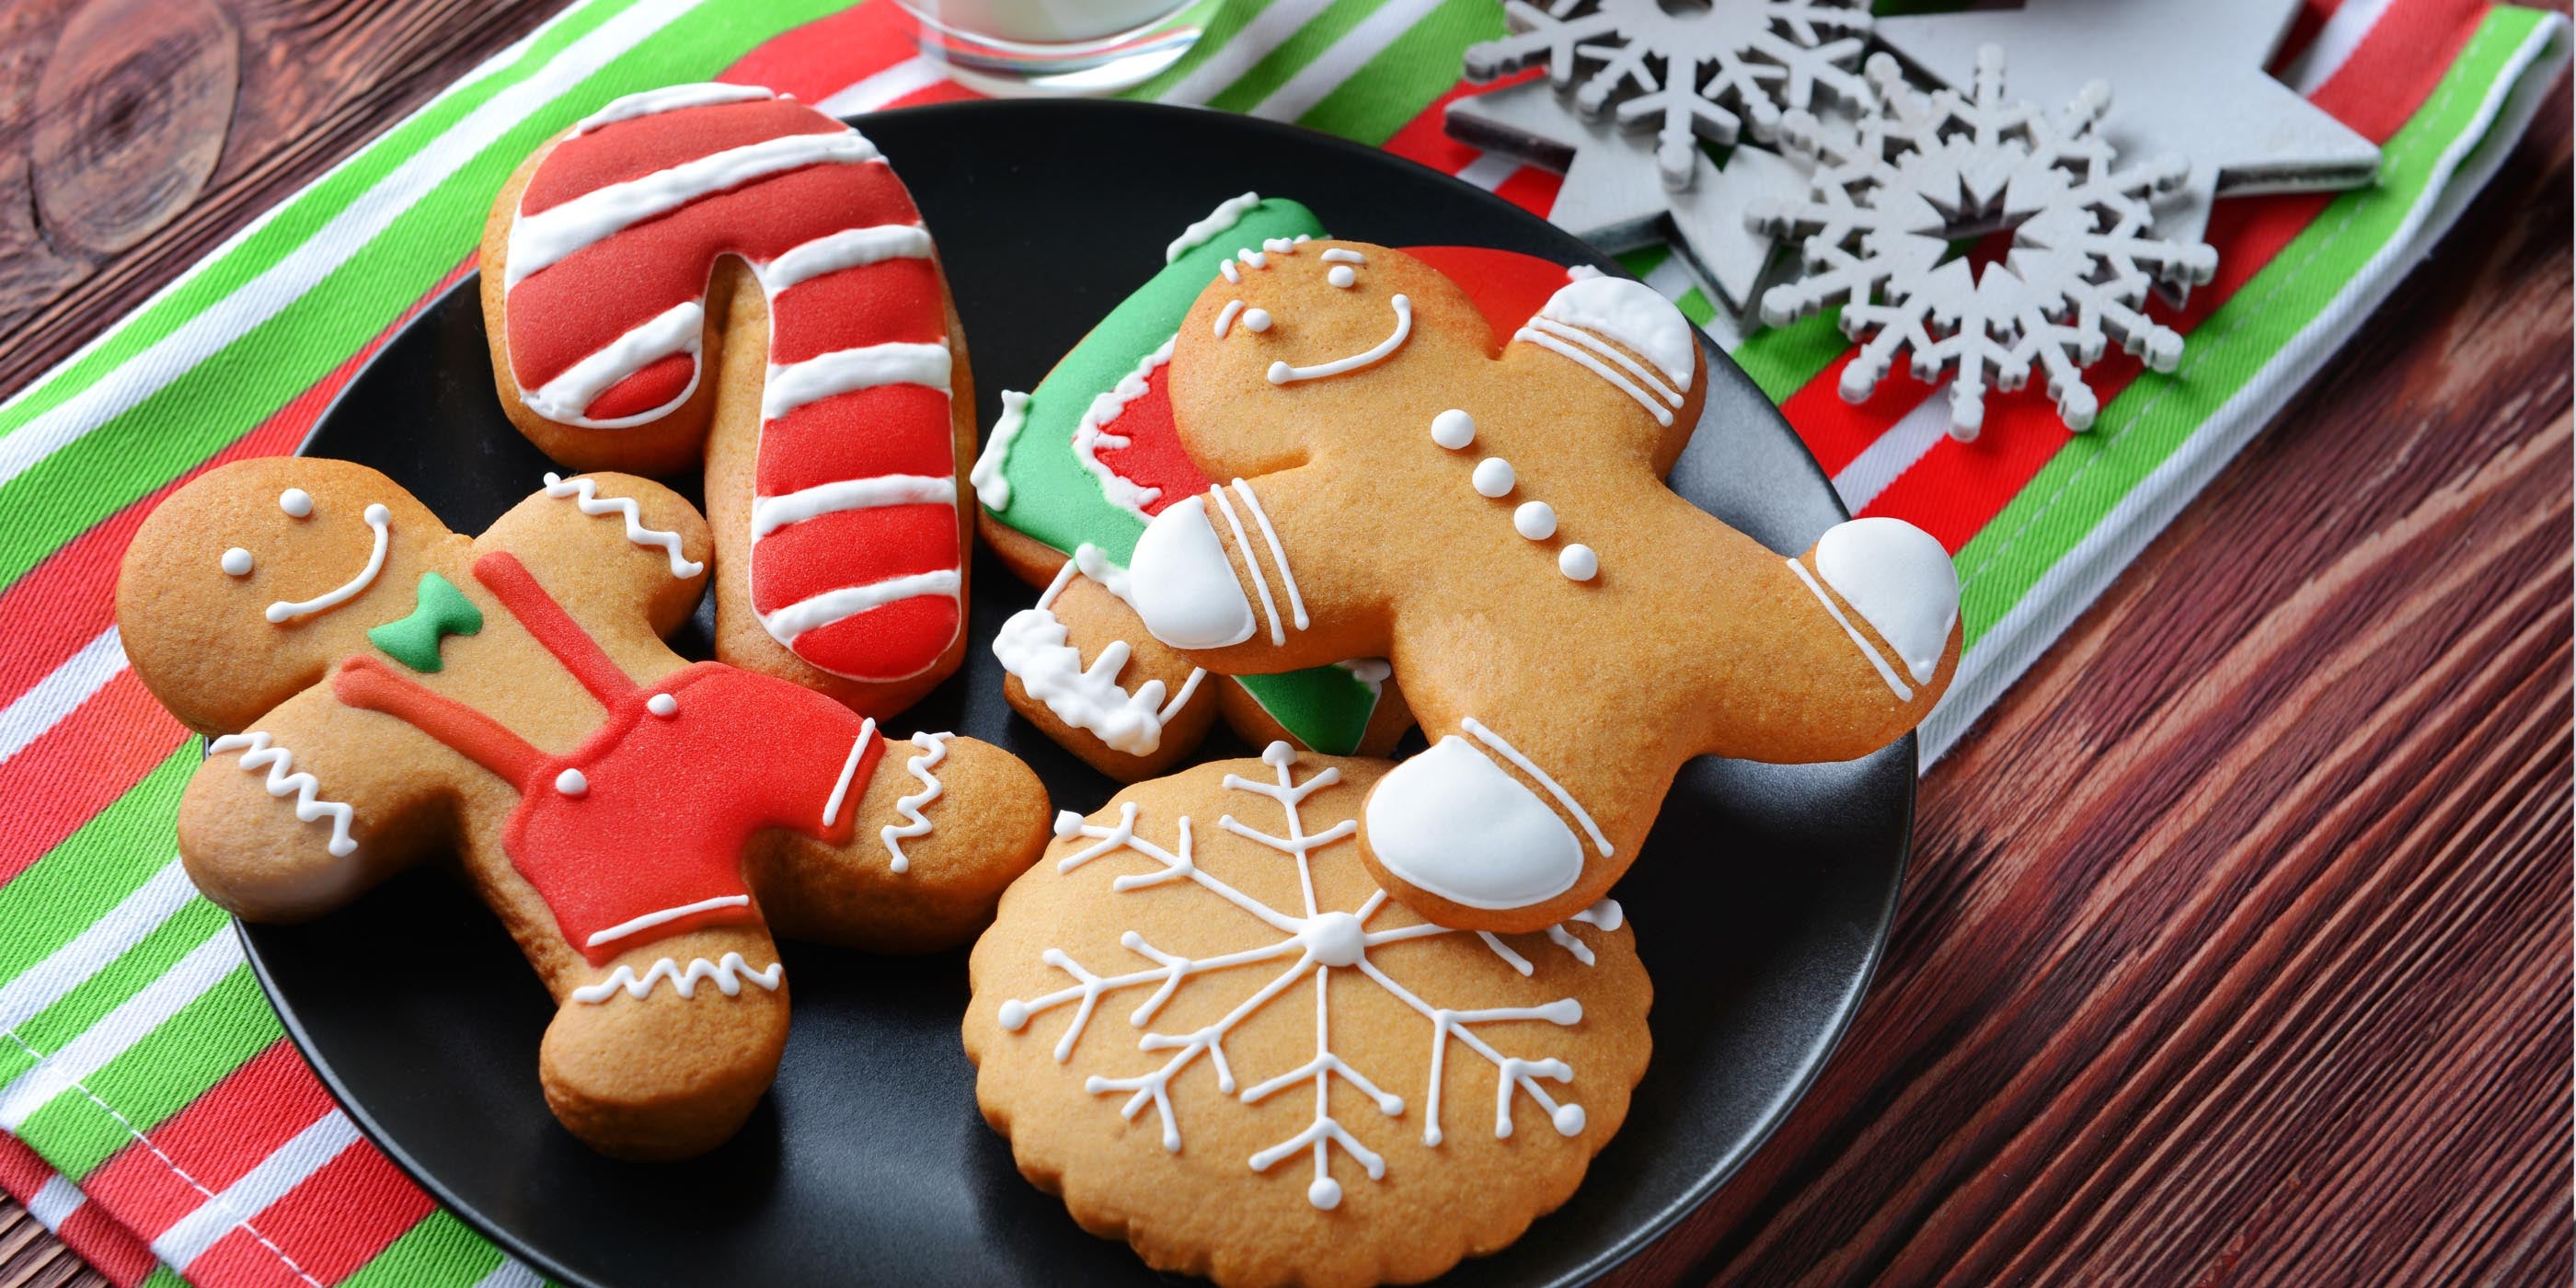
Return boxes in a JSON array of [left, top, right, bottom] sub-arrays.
[[333, 552, 886, 965]]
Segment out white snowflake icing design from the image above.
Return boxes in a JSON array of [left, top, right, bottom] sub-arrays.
[[1464, 0, 1874, 189], [995, 742, 1621, 1211], [1746, 45, 2220, 438]]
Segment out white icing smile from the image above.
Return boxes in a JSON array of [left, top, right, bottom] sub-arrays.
[[1266, 293, 1411, 385], [265, 502, 392, 624]]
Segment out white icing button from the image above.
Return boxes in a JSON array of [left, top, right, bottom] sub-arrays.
[[1472, 457, 1515, 498], [1558, 544, 1598, 581], [1366, 736, 1581, 911], [1814, 517, 1960, 684], [1242, 308, 1272, 333], [220, 547, 255, 577], [555, 768, 589, 797], [1430, 408, 1475, 450], [1514, 501, 1557, 540], [278, 489, 314, 518], [647, 693, 679, 718], [1328, 264, 1357, 288], [1128, 495, 1256, 650]]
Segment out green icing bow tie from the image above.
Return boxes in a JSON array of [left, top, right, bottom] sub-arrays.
[[368, 571, 483, 673]]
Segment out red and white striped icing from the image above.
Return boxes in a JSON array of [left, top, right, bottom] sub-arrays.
[[500, 84, 961, 683]]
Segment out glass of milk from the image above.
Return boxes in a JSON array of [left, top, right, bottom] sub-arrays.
[[898, 0, 1210, 96]]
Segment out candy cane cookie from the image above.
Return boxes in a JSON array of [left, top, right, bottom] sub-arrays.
[[481, 85, 975, 717]]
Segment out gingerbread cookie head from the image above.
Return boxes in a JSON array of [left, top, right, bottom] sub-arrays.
[[118, 458, 487, 734], [1120, 244, 1958, 931], [121, 459, 1050, 1157], [967, 748, 1649, 1287]]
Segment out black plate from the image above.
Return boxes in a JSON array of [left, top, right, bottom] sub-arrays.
[[240, 99, 1910, 1288]]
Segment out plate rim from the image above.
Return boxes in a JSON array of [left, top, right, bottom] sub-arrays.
[[239, 95, 1914, 1288]]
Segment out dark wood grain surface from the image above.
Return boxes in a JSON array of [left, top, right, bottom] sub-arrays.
[[2, 3, 2568, 1286]]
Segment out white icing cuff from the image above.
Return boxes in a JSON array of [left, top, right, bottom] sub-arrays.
[[1814, 517, 1958, 685], [1364, 737, 1581, 911], [1129, 495, 1256, 650]]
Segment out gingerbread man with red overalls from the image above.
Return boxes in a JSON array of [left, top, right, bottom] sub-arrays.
[[1126, 242, 1962, 933], [117, 457, 1049, 1158]]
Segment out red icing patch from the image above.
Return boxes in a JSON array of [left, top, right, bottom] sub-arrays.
[[751, 504, 960, 613], [788, 596, 962, 684], [1400, 246, 1570, 351], [520, 100, 845, 214], [511, 661, 883, 964], [1087, 359, 1210, 518], [333, 555, 887, 964], [584, 351, 697, 421], [756, 385, 958, 496], [506, 161, 921, 391], [766, 258, 947, 363]]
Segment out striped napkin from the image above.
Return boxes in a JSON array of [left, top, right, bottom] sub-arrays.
[[0, 1, 2560, 1283]]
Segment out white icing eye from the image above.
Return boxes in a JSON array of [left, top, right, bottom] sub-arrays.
[[279, 489, 314, 518], [1430, 408, 1475, 450], [220, 547, 254, 577], [1472, 457, 1515, 498], [1328, 265, 1356, 289], [1242, 308, 1272, 333]]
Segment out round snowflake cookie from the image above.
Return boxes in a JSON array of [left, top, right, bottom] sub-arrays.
[[966, 746, 1650, 1287]]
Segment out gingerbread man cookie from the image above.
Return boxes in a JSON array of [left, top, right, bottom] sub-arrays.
[[1124, 244, 1961, 932], [968, 747, 1648, 1287], [972, 195, 1413, 780], [118, 457, 1050, 1158], [480, 84, 976, 716]]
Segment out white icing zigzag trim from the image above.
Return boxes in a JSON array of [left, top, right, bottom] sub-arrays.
[[880, 732, 951, 873], [207, 733, 357, 857], [543, 472, 704, 577], [570, 952, 783, 1004]]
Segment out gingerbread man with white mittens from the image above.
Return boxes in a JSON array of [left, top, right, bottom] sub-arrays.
[[1125, 242, 1961, 932], [117, 457, 1049, 1158]]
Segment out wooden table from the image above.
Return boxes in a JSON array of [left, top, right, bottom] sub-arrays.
[[3, 3, 2567, 1285]]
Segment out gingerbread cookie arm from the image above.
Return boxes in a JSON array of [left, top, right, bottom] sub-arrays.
[[178, 683, 456, 920], [474, 470, 712, 662], [1123, 462, 1391, 677], [750, 732, 1052, 953], [1700, 523, 1961, 763], [995, 564, 1219, 781]]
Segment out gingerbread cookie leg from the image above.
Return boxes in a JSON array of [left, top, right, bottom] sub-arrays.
[[539, 922, 792, 1160]]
